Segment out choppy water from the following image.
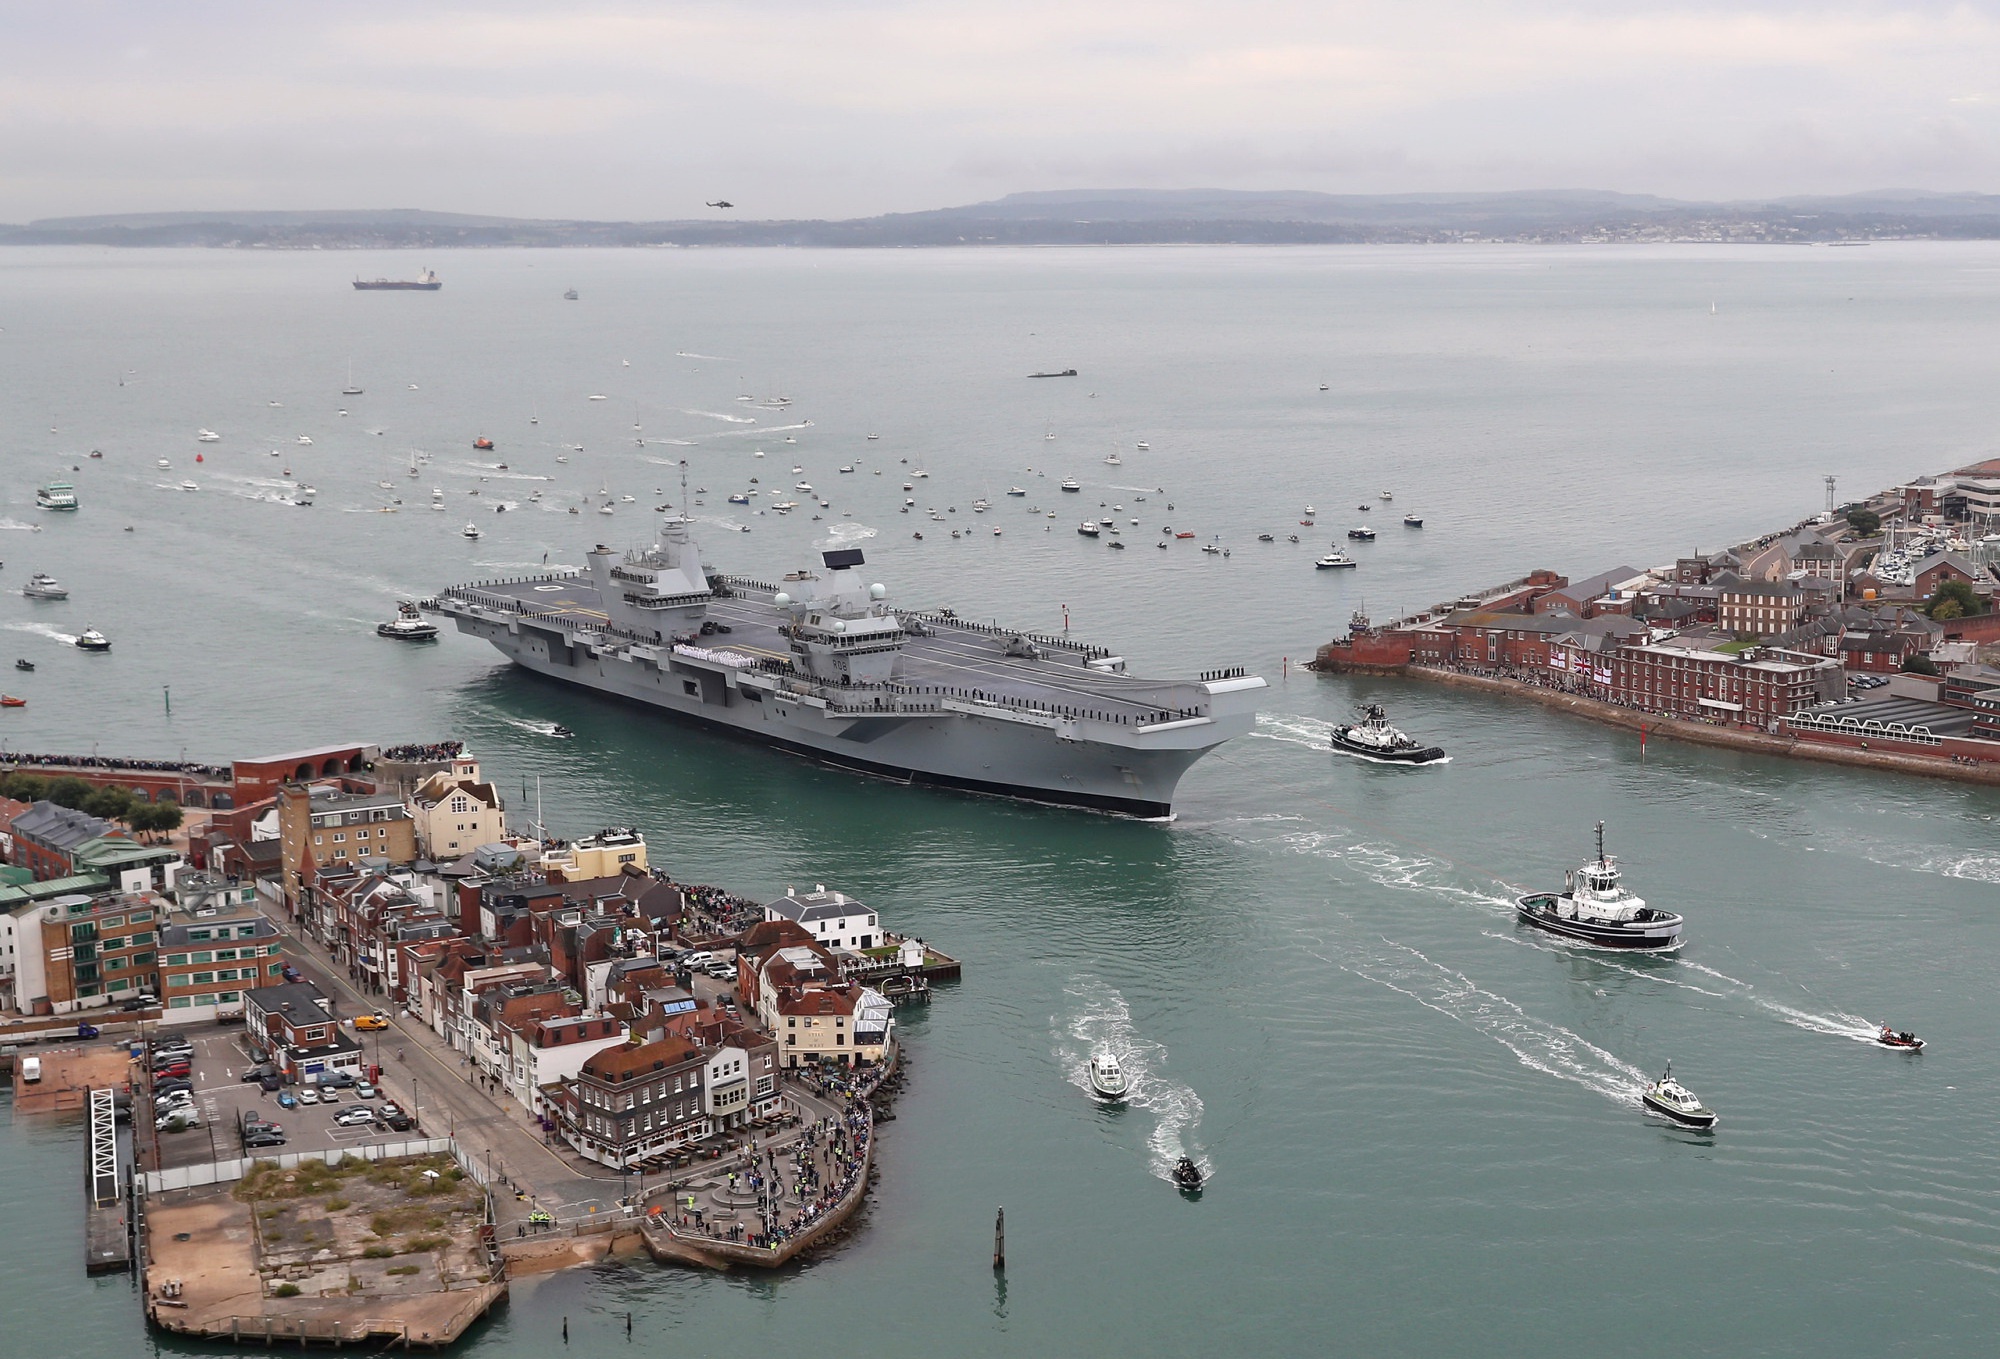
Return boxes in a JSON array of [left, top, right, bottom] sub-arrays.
[[4, 243, 2000, 1357]]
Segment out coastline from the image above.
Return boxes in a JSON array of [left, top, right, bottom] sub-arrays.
[[1374, 664, 2000, 786]]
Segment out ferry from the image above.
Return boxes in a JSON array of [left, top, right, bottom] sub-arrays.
[[36, 481, 78, 511], [1516, 823, 1684, 950]]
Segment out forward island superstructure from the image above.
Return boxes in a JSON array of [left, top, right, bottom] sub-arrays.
[[435, 516, 1265, 817]]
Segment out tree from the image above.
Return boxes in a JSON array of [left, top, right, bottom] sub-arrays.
[[1925, 578, 1983, 620], [0, 772, 47, 803], [1901, 653, 1940, 676], [82, 785, 134, 821], [45, 776, 94, 810], [146, 799, 184, 837], [1845, 507, 1882, 537]]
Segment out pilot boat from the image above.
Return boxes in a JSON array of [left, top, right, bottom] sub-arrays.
[[462, 522, 483, 540], [376, 601, 439, 642], [1088, 1053, 1128, 1099], [1329, 703, 1445, 765], [75, 627, 111, 653], [1516, 822, 1684, 950], [1640, 1063, 1716, 1129], [1076, 521, 1101, 538]]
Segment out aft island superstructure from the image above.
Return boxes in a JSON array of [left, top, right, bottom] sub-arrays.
[[436, 517, 1265, 817]]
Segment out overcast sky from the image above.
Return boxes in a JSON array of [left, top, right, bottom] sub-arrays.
[[4, 1, 1998, 221]]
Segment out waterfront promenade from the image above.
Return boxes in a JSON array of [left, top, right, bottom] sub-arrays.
[[1403, 663, 2000, 785]]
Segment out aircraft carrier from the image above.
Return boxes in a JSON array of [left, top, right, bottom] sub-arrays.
[[434, 516, 1265, 818]]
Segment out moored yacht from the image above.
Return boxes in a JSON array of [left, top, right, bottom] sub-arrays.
[[1640, 1062, 1716, 1129], [1088, 1053, 1128, 1100], [1314, 550, 1357, 570], [1330, 703, 1445, 765], [1516, 823, 1683, 950]]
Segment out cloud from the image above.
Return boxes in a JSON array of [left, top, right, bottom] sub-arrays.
[[1, 1, 1998, 218]]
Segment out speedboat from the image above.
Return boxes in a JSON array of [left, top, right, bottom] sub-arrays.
[[156, 458, 172, 469], [14, 659, 33, 672], [196, 429, 220, 442], [75, 627, 111, 653], [376, 601, 439, 642], [0, 694, 23, 707], [22, 573, 68, 599], [1640, 1063, 1716, 1129], [1379, 490, 1393, 501], [1875, 1025, 1925, 1052], [1060, 479, 1081, 492], [1258, 534, 1275, 543], [297, 435, 312, 445], [1516, 823, 1684, 950], [462, 522, 482, 539], [1088, 1053, 1128, 1100], [1171, 1157, 1204, 1191], [1315, 551, 1358, 570], [1403, 514, 1424, 528], [1330, 703, 1445, 764], [1347, 526, 1377, 541], [180, 480, 199, 492]]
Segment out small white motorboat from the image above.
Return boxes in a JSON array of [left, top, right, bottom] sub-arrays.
[[462, 522, 482, 539], [1088, 1053, 1128, 1100], [297, 435, 313, 444], [196, 429, 221, 442]]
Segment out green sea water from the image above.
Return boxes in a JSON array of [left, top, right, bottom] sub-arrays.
[[4, 243, 2000, 1357]]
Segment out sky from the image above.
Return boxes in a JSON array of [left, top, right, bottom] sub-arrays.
[[3, 1, 1999, 222]]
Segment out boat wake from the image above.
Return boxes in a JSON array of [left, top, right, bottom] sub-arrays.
[[680, 408, 757, 425], [1052, 977, 1211, 1185], [815, 523, 877, 549], [710, 420, 812, 439], [691, 515, 749, 533], [0, 518, 45, 533], [1252, 712, 1334, 749], [1277, 830, 1520, 918], [5, 621, 79, 646], [674, 351, 732, 361], [1676, 961, 1882, 1043], [494, 715, 572, 738], [1320, 932, 1648, 1107]]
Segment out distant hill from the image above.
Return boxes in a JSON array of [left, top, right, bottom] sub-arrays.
[[8, 189, 2000, 247]]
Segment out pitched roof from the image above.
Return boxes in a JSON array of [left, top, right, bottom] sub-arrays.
[[579, 1036, 706, 1083], [13, 801, 117, 851]]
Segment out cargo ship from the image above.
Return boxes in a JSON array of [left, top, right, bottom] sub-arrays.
[[436, 516, 1265, 818], [352, 269, 442, 291]]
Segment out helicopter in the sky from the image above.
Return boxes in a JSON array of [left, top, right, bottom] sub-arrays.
[[706, 200, 734, 209]]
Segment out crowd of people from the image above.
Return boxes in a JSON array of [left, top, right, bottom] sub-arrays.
[[379, 740, 465, 764], [656, 873, 764, 939], [675, 1106, 872, 1252], [0, 750, 230, 780]]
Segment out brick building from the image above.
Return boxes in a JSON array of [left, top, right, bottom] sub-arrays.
[[1716, 576, 1808, 639]]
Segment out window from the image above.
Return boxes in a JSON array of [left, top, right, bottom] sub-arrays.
[[218, 991, 239, 1003], [132, 952, 154, 967], [106, 956, 127, 971], [169, 996, 193, 1009], [216, 949, 237, 961], [129, 931, 153, 947], [101, 914, 127, 929], [314, 835, 323, 846], [192, 972, 214, 985], [268, 963, 286, 976], [163, 953, 187, 966], [192, 951, 213, 964], [130, 909, 152, 923]]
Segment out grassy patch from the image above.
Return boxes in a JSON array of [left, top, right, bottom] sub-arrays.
[[404, 1236, 448, 1253], [271, 1283, 300, 1298], [362, 1245, 395, 1259], [386, 1265, 421, 1277]]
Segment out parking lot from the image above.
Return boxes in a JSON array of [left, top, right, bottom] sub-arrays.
[[145, 1024, 419, 1171]]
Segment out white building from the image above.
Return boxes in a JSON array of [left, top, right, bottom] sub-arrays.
[[762, 886, 880, 951]]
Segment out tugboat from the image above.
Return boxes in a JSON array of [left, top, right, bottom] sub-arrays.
[[1088, 1053, 1129, 1101], [1171, 1156, 1204, 1192], [375, 602, 439, 642], [1329, 703, 1446, 765], [1875, 1024, 1925, 1052], [1640, 1062, 1717, 1129], [1516, 823, 1683, 951], [75, 627, 111, 653]]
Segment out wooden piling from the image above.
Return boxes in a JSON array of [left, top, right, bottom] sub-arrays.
[[993, 1206, 1004, 1270]]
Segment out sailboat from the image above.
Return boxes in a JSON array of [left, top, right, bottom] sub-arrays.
[[342, 358, 362, 396]]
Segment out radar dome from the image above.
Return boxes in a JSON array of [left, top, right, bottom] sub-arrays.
[[830, 619, 847, 633], [773, 592, 791, 607], [869, 583, 886, 600]]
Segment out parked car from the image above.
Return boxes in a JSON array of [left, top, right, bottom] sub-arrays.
[[154, 1094, 194, 1113], [275, 1091, 298, 1109], [706, 961, 738, 981], [381, 1112, 415, 1132], [258, 1074, 283, 1092], [242, 1130, 287, 1149], [352, 1014, 390, 1031], [679, 951, 715, 971], [156, 1110, 200, 1131], [153, 1077, 193, 1096], [333, 1106, 375, 1127], [153, 1062, 191, 1080], [76, 1022, 100, 1039], [294, 1088, 319, 1105], [353, 1081, 377, 1099], [320, 1071, 356, 1089], [239, 1064, 277, 1083], [379, 1101, 403, 1119]]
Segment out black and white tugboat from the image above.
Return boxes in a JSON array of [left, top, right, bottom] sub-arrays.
[[375, 601, 439, 642], [1330, 703, 1447, 765], [1516, 822, 1683, 950], [1640, 1062, 1716, 1129], [1875, 1024, 1925, 1052]]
